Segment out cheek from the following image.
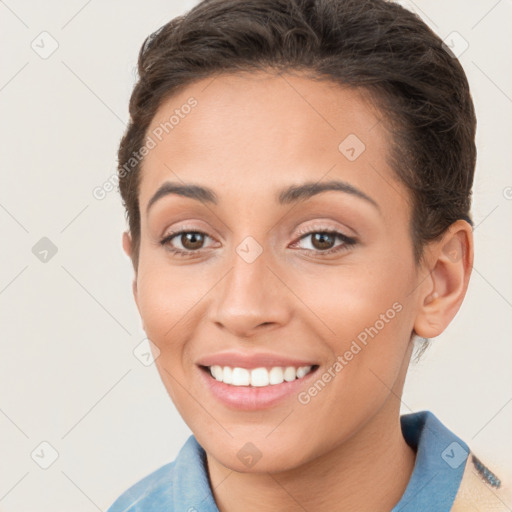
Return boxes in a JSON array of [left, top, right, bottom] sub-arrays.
[[136, 262, 198, 347], [294, 255, 412, 339], [293, 255, 415, 389], [135, 258, 226, 377]]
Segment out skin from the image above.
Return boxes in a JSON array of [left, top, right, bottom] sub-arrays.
[[122, 71, 473, 511]]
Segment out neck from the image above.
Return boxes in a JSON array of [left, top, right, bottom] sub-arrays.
[[206, 393, 416, 512]]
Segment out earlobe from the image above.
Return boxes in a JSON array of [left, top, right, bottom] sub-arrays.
[[122, 231, 141, 320], [413, 220, 474, 339], [132, 277, 139, 309], [122, 231, 132, 259], [123, 230, 139, 276]]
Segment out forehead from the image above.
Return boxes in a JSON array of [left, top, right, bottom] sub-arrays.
[[139, 71, 405, 217]]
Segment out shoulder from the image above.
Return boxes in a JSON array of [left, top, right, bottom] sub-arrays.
[[105, 434, 208, 512], [397, 411, 511, 511], [451, 451, 512, 511], [106, 461, 176, 512]]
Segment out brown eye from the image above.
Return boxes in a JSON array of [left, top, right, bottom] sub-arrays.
[[310, 232, 335, 250], [179, 232, 205, 250], [159, 230, 215, 256], [292, 228, 357, 256]]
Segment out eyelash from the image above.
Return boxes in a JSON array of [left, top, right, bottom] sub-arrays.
[[159, 226, 357, 258]]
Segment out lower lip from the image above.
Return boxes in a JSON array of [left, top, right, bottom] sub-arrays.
[[197, 365, 319, 411]]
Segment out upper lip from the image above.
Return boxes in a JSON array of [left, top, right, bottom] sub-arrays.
[[196, 351, 318, 369]]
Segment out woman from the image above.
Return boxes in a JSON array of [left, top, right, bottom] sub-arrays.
[[107, 0, 511, 510]]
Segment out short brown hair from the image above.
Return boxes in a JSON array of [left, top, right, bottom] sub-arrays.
[[118, 0, 476, 272]]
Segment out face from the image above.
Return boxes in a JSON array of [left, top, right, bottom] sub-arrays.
[[128, 71, 426, 473]]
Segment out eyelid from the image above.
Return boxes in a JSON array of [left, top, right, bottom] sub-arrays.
[[293, 221, 355, 239], [159, 221, 357, 258], [160, 227, 217, 248], [160, 221, 219, 240], [291, 219, 359, 248], [160, 221, 353, 244], [289, 225, 357, 255]]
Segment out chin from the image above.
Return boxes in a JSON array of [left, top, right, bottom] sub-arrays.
[[199, 432, 315, 474]]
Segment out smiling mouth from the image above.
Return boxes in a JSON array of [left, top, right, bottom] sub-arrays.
[[200, 364, 320, 387]]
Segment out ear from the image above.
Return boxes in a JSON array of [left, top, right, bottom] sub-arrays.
[[413, 220, 474, 338], [122, 231, 140, 312]]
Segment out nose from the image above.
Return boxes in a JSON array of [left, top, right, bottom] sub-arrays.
[[209, 246, 291, 338]]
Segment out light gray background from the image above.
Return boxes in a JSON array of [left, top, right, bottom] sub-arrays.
[[0, 1, 511, 510]]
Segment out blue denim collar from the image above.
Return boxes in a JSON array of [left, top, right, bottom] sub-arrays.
[[393, 410, 469, 511], [107, 410, 469, 511]]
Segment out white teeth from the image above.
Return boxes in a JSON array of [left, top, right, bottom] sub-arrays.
[[250, 368, 269, 387], [207, 365, 313, 387], [231, 367, 250, 386], [211, 365, 223, 381], [283, 366, 297, 382], [296, 366, 309, 379], [223, 366, 233, 384], [269, 366, 284, 385]]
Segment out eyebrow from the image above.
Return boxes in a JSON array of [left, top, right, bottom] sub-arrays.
[[146, 179, 380, 213]]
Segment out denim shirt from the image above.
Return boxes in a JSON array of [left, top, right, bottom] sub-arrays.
[[106, 410, 469, 512]]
